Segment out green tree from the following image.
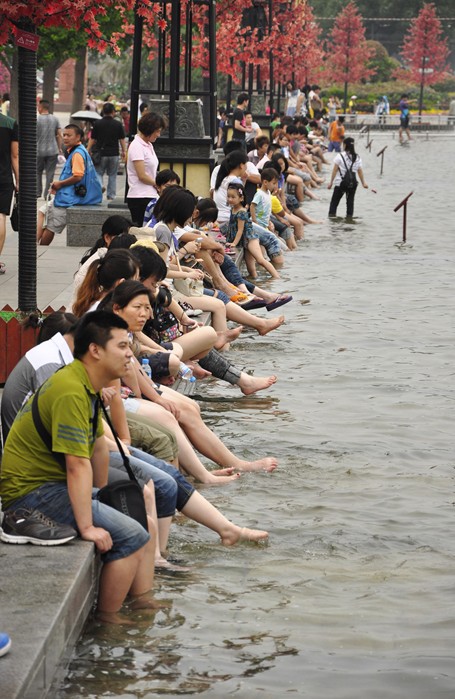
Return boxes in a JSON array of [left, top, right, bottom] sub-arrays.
[[366, 40, 399, 82]]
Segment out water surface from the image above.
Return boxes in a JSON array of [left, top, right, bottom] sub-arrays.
[[58, 135, 455, 698]]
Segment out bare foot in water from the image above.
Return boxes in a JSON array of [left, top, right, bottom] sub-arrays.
[[189, 363, 212, 380], [238, 373, 277, 395], [214, 325, 244, 349], [257, 315, 285, 336], [95, 611, 135, 625], [221, 525, 269, 546], [204, 467, 241, 485], [235, 457, 278, 473], [155, 557, 191, 573]]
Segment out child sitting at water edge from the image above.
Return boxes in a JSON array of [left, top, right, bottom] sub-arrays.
[[226, 181, 280, 280]]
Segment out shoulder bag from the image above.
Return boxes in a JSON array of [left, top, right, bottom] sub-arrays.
[[31, 386, 148, 531]]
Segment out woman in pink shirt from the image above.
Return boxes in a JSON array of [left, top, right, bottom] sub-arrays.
[[126, 112, 166, 225]]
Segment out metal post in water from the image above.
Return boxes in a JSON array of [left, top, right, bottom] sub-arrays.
[[377, 145, 387, 176], [393, 191, 414, 244]]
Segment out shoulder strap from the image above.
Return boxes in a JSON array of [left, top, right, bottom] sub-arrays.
[[31, 385, 66, 470], [340, 154, 354, 173], [98, 399, 139, 484]]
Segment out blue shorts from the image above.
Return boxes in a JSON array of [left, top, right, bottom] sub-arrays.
[[203, 288, 230, 305], [251, 223, 282, 259], [110, 446, 194, 516], [220, 254, 255, 293], [8, 482, 150, 563]]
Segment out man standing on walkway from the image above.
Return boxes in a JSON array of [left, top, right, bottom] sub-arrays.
[[0, 110, 18, 273], [88, 102, 126, 201], [232, 93, 251, 147], [37, 124, 102, 245], [0, 311, 155, 622], [37, 99, 62, 198]]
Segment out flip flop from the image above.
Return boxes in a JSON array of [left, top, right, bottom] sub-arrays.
[[239, 298, 268, 311], [266, 294, 293, 312]]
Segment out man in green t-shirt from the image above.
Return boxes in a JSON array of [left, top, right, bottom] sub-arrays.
[[0, 311, 154, 622]]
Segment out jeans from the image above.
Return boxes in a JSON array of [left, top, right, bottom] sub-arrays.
[[329, 184, 357, 217], [95, 155, 119, 200], [198, 348, 241, 386], [8, 482, 150, 563], [110, 445, 194, 515], [37, 154, 58, 198], [220, 254, 254, 293]]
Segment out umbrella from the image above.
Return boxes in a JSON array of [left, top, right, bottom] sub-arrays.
[[71, 110, 101, 121]]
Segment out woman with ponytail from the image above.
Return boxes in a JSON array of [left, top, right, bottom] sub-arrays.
[[72, 248, 139, 316], [327, 137, 368, 218]]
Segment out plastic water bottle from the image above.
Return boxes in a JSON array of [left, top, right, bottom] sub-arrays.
[[178, 362, 196, 383], [141, 358, 152, 380]]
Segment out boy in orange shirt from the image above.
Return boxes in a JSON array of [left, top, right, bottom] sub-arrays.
[[328, 116, 345, 153]]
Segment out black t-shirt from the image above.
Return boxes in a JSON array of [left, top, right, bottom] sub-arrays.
[[0, 114, 18, 184], [232, 107, 245, 141], [91, 117, 125, 156]]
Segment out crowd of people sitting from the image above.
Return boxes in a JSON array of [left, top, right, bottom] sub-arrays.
[[0, 97, 366, 628]]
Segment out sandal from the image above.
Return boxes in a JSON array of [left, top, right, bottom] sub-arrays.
[[265, 294, 293, 311], [0, 262, 5, 275], [239, 298, 268, 311]]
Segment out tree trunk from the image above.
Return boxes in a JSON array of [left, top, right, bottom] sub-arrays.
[[344, 81, 348, 114], [71, 45, 88, 114], [42, 62, 58, 111], [418, 75, 424, 117]]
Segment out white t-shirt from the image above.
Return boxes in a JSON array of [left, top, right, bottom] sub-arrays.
[[333, 152, 362, 186], [69, 248, 107, 311], [213, 175, 243, 224], [245, 122, 260, 143], [126, 134, 159, 199]]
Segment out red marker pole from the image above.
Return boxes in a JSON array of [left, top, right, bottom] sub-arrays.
[[393, 191, 414, 244], [377, 145, 388, 175]]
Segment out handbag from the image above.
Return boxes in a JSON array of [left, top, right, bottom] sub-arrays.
[[10, 191, 19, 232], [172, 251, 205, 297], [31, 386, 148, 531], [152, 306, 182, 343]]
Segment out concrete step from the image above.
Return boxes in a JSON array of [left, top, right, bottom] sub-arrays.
[[0, 540, 98, 699]]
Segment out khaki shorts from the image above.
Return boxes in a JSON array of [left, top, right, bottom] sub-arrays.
[[39, 201, 68, 235], [126, 412, 178, 464]]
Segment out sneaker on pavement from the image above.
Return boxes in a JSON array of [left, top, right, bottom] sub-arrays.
[[0, 633, 12, 657], [0, 508, 77, 546]]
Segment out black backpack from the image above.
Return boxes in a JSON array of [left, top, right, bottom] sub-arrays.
[[339, 154, 357, 192]]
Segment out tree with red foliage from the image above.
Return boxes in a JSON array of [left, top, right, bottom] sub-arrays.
[[272, 1, 323, 88], [396, 3, 450, 116], [324, 1, 374, 113]]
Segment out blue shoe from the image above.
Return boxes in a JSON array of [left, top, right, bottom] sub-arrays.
[[0, 633, 11, 657]]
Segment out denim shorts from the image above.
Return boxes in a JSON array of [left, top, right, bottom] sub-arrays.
[[251, 223, 282, 259], [8, 482, 150, 563], [220, 255, 255, 293], [203, 288, 230, 305], [128, 446, 194, 512], [110, 448, 179, 517]]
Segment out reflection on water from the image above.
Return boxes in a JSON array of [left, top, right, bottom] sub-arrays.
[[58, 138, 455, 698]]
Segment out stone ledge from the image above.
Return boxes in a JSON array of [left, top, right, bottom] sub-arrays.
[[0, 540, 98, 699], [66, 206, 126, 247]]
